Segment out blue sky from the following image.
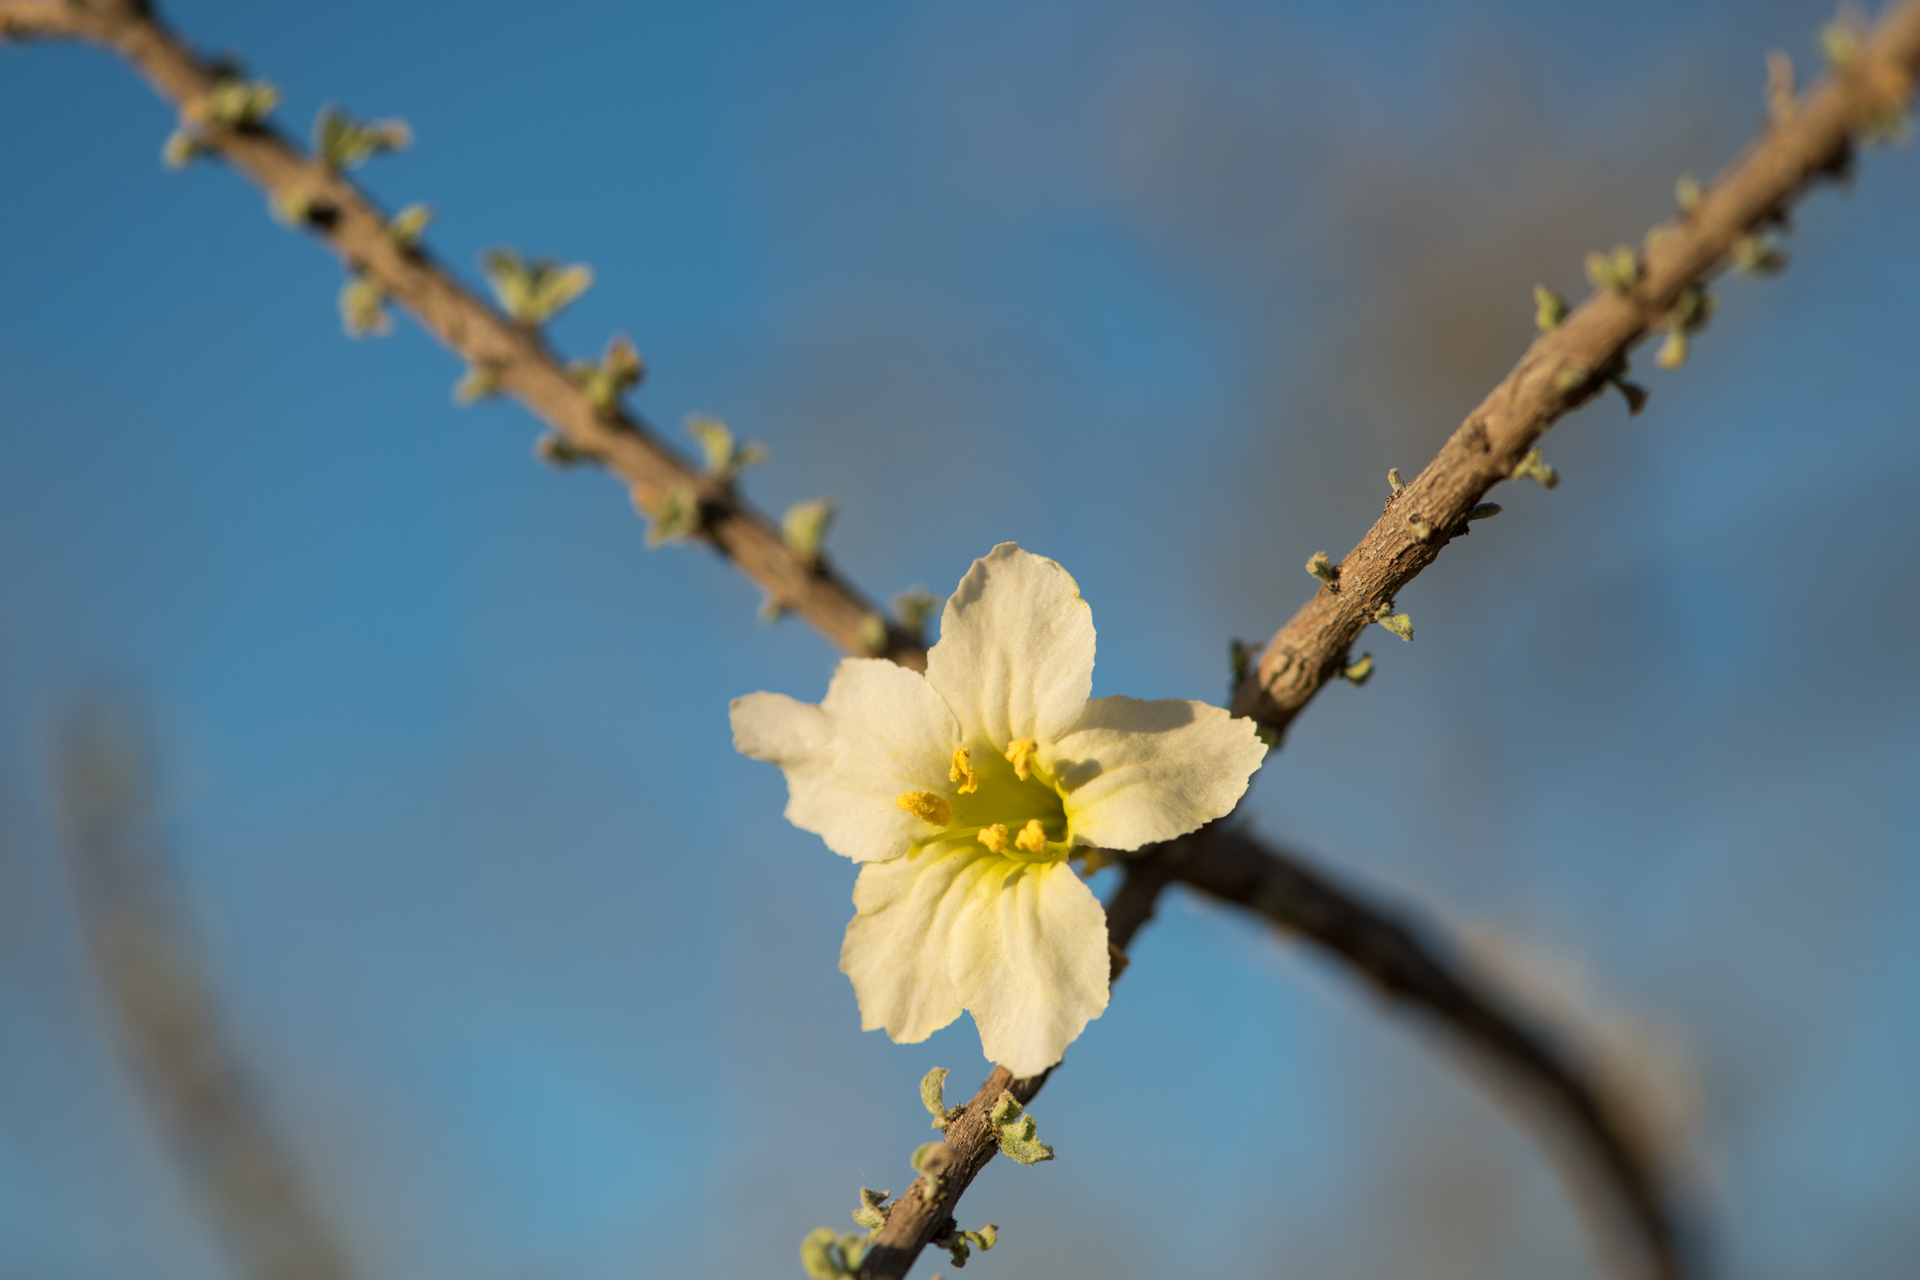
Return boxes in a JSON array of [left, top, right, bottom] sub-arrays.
[[2, 2, 1917, 1278]]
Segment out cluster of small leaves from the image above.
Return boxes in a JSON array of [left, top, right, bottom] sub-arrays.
[[1373, 602, 1414, 643], [314, 106, 411, 171], [782, 498, 836, 568], [932, 1219, 999, 1269], [1655, 285, 1715, 370], [686, 415, 768, 481], [799, 1226, 870, 1280], [1533, 285, 1569, 332], [639, 485, 702, 547], [163, 73, 279, 167], [567, 336, 646, 415], [987, 1091, 1053, 1164], [481, 248, 594, 326], [1584, 244, 1640, 294]]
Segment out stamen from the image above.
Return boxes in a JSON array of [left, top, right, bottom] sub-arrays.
[[979, 823, 1009, 853], [895, 790, 952, 827], [949, 747, 979, 795], [1014, 818, 1048, 854], [1004, 738, 1038, 781]]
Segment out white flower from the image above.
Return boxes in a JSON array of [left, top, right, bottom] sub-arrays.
[[730, 543, 1267, 1075]]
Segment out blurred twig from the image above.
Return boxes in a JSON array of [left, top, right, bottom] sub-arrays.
[[50, 701, 359, 1280], [1229, 0, 1920, 736]]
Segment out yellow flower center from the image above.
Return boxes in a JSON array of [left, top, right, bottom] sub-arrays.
[[897, 738, 1070, 862]]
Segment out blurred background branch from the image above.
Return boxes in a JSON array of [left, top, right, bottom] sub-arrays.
[[49, 699, 360, 1280]]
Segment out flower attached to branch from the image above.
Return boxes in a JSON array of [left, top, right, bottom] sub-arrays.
[[730, 544, 1268, 1075]]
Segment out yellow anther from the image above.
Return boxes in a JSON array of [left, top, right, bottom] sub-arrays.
[[1004, 738, 1038, 781], [1015, 819, 1048, 854], [979, 823, 1010, 853], [895, 790, 952, 828], [949, 747, 979, 795]]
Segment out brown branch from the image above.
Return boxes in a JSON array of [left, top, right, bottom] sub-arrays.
[[0, 0, 925, 668], [1229, 0, 1920, 736], [48, 701, 360, 1280], [1143, 825, 1699, 1280]]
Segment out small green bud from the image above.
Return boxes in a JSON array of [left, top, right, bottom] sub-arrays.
[[1341, 653, 1373, 686], [799, 1227, 864, 1279], [1584, 244, 1640, 293], [1675, 173, 1704, 215], [481, 248, 594, 325], [569, 336, 647, 415], [1821, 16, 1864, 68], [852, 1187, 890, 1232], [782, 498, 836, 567], [1374, 605, 1414, 642], [388, 203, 432, 250], [920, 1066, 951, 1125], [1407, 518, 1433, 542], [1510, 448, 1559, 489], [194, 77, 279, 129], [1387, 468, 1406, 495], [856, 613, 889, 655], [535, 433, 592, 467], [453, 363, 501, 405], [314, 106, 412, 171], [685, 414, 767, 481], [892, 587, 938, 643], [1732, 233, 1788, 275], [1533, 285, 1567, 331], [339, 275, 391, 338], [759, 595, 789, 626], [1554, 363, 1591, 392], [161, 129, 206, 169], [1305, 551, 1339, 587], [1656, 330, 1688, 370], [1467, 502, 1502, 521], [911, 1140, 953, 1202], [642, 486, 702, 547]]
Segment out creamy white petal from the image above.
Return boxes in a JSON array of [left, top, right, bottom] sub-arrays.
[[730, 658, 960, 863], [839, 839, 983, 1043], [947, 857, 1111, 1076], [1047, 695, 1267, 851], [924, 543, 1095, 749]]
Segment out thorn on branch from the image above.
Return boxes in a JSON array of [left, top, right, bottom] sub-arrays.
[[313, 105, 411, 171], [782, 498, 835, 568], [1766, 49, 1798, 122], [1305, 551, 1339, 589], [481, 247, 593, 326]]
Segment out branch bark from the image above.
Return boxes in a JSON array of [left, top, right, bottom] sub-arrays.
[[1228, 2, 1920, 738], [0, 0, 926, 669]]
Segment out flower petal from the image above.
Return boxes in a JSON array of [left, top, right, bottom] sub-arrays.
[[842, 841, 1110, 1075], [948, 858, 1111, 1076], [839, 839, 978, 1044], [731, 658, 960, 863], [1047, 695, 1267, 850], [924, 543, 1095, 749]]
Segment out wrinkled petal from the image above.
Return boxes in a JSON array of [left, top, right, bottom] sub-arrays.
[[842, 841, 1110, 1075], [948, 857, 1110, 1076], [924, 543, 1095, 749], [1047, 695, 1266, 851], [731, 658, 960, 862], [839, 839, 978, 1044]]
